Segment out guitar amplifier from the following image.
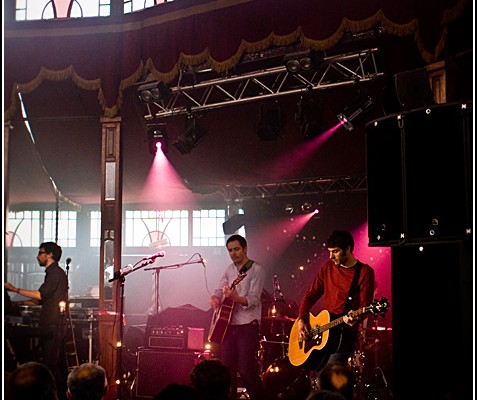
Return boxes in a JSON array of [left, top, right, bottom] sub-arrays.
[[146, 326, 204, 351]]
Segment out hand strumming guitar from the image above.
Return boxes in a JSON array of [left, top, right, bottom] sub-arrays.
[[210, 295, 220, 310], [297, 318, 309, 342]]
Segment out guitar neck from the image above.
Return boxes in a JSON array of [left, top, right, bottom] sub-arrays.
[[319, 306, 367, 332]]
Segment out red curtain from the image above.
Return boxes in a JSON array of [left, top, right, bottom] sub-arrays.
[[4, 0, 468, 120]]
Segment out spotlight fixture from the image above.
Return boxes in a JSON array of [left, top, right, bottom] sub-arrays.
[[146, 124, 168, 154], [256, 102, 284, 141], [285, 204, 294, 214], [173, 116, 206, 154], [137, 81, 171, 103], [337, 94, 373, 131], [295, 95, 325, 139], [284, 50, 323, 74]]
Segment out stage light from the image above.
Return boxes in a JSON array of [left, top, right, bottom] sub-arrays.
[[285, 204, 294, 214], [284, 50, 323, 74], [295, 95, 325, 139], [337, 94, 373, 131], [173, 116, 206, 154], [146, 124, 168, 154], [256, 102, 284, 141], [138, 81, 171, 103]]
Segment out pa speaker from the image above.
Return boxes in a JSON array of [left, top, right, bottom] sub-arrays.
[[136, 350, 198, 398], [366, 102, 472, 245], [383, 68, 436, 114]]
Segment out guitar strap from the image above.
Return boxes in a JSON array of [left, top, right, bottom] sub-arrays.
[[343, 261, 362, 314], [238, 259, 254, 274]]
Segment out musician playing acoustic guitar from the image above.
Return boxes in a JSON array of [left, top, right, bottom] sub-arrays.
[[295, 230, 375, 372], [209, 234, 266, 400]]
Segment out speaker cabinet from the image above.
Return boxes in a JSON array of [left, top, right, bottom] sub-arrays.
[[136, 350, 198, 398], [391, 241, 472, 399], [366, 102, 472, 245]]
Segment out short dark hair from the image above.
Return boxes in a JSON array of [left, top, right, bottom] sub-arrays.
[[318, 362, 354, 400], [325, 231, 354, 253], [40, 242, 63, 262], [8, 361, 57, 400], [67, 363, 107, 400], [190, 359, 231, 399], [226, 234, 247, 249]]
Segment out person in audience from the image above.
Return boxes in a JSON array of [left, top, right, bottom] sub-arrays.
[[190, 359, 232, 399], [317, 362, 355, 400], [306, 389, 347, 400], [66, 363, 108, 400], [153, 383, 200, 399], [7, 361, 58, 400]]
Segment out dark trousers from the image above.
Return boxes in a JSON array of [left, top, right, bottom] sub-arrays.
[[222, 322, 265, 400], [41, 323, 67, 399]]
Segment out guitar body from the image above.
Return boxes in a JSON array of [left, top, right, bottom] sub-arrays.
[[207, 272, 247, 344], [287, 298, 390, 369], [208, 297, 235, 344], [288, 310, 341, 369]]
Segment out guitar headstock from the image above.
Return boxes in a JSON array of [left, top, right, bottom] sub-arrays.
[[366, 297, 390, 315]]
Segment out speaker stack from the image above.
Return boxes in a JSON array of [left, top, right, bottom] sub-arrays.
[[135, 326, 205, 398], [366, 101, 472, 246], [366, 98, 473, 399]]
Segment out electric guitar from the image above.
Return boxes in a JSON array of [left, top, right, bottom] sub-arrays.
[[288, 297, 390, 369], [208, 273, 247, 344]]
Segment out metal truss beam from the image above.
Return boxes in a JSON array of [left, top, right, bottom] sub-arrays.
[[140, 48, 383, 119], [218, 175, 367, 202]]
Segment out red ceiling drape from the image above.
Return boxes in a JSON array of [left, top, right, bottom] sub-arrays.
[[4, 0, 468, 120]]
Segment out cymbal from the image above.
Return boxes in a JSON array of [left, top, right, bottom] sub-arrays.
[[262, 315, 295, 322]]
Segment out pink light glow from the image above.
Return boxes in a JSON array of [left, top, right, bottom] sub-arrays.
[[267, 123, 342, 180], [253, 212, 317, 263], [140, 151, 196, 206], [351, 222, 392, 305]]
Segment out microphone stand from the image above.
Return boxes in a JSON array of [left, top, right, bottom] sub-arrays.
[[144, 258, 204, 315], [109, 257, 158, 400]]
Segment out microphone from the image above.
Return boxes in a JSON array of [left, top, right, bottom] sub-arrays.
[[66, 257, 71, 265], [120, 264, 134, 275], [199, 254, 207, 268], [109, 264, 134, 282], [143, 251, 166, 261]]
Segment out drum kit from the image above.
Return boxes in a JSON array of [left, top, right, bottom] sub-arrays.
[[258, 280, 311, 400], [348, 321, 394, 400]]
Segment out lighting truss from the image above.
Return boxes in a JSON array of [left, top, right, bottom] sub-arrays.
[[139, 48, 383, 119], [218, 175, 367, 202]]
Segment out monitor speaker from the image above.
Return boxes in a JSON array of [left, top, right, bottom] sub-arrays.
[[366, 102, 472, 245], [135, 350, 198, 398]]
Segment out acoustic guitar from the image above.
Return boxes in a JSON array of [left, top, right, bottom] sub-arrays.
[[208, 272, 247, 344], [288, 297, 389, 368]]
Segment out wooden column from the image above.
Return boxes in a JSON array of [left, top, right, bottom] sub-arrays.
[[98, 116, 123, 400]]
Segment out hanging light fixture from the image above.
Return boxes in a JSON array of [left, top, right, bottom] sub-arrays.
[[146, 124, 168, 154], [256, 101, 284, 141], [337, 94, 373, 131], [295, 95, 325, 139], [173, 115, 206, 154]]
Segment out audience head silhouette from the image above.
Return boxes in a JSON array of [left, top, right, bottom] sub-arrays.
[[190, 359, 232, 400], [306, 389, 347, 400], [66, 363, 108, 400], [317, 362, 355, 400], [153, 383, 200, 400], [8, 361, 58, 400]]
